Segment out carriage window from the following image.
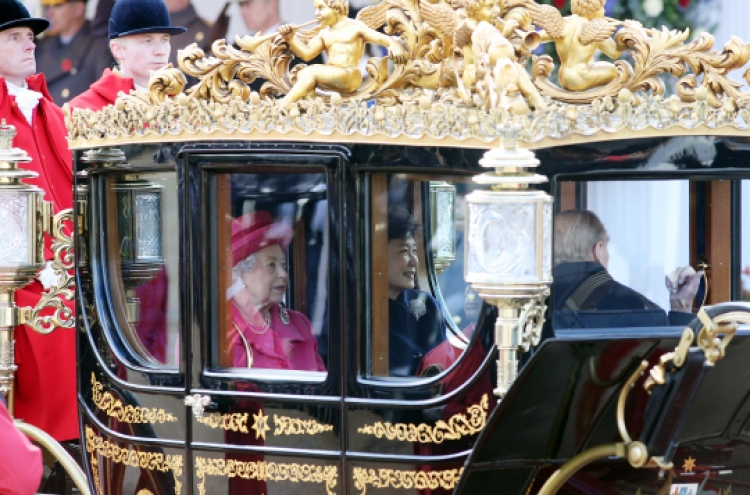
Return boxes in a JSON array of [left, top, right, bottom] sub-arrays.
[[212, 171, 328, 376], [104, 171, 180, 367], [552, 179, 726, 330], [368, 174, 480, 378]]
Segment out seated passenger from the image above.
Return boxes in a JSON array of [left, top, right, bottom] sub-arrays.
[[552, 209, 701, 328], [229, 211, 325, 371], [387, 208, 446, 376]]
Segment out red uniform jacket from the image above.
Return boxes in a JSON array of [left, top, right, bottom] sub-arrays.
[[0, 75, 77, 441], [68, 68, 134, 110]]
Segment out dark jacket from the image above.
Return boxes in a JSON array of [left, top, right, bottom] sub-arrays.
[[168, 4, 210, 68], [35, 21, 113, 105], [552, 261, 694, 329], [389, 290, 446, 377]]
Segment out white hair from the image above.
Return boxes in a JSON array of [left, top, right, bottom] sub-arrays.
[[554, 209, 608, 266], [226, 253, 258, 300]]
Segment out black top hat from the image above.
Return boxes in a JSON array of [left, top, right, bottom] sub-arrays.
[[0, 0, 50, 36], [108, 0, 187, 40]]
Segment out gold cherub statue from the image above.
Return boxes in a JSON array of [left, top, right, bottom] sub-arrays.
[[278, 0, 407, 104], [526, 0, 622, 91], [456, 0, 545, 109]]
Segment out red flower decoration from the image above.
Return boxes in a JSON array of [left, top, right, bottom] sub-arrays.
[[679, 0, 690, 6], [553, 0, 566, 7], [61, 58, 73, 72]]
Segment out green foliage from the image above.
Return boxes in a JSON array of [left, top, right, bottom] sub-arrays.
[[615, 0, 698, 32]]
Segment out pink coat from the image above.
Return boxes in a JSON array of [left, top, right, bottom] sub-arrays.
[[0, 401, 42, 495], [232, 304, 326, 372]]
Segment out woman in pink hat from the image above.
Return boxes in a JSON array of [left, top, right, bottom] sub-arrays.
[[229, 211, 325, 371]]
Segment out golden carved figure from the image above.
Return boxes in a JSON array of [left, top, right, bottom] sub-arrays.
[[278, 0, 407, 104], [461, 0, 545, 110], [526, 0, 623, 91]]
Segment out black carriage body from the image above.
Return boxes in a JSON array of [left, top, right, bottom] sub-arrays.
[[74, 136, 750, 495]]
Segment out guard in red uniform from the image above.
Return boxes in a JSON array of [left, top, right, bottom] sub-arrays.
[[0, 0, 76, 441], [68, 0, 186, 110]]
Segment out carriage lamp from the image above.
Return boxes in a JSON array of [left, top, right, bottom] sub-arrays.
[[429, 181, 457, 274], [0, 121, 88, 494], [82, 149, 164, 336], [465, 123, 552, 398]]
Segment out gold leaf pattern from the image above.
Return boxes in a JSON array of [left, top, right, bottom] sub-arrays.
[[273, 415, 334, 436], [352, 467, 463, 495], [90, 373, 178, 424], [194, 456, 338, 495], [357, 394, 488, 443], [84, 426, 184, 475], [196, 412, 250, 433]]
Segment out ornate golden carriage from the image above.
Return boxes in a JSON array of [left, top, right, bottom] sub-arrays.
[[5, 1, 750, 494]]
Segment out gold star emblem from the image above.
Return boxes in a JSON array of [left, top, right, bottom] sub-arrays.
[[682, 456, 696, 473], [251, 410, 270, 440]]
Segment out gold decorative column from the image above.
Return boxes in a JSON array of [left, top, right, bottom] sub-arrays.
[[464, 124, 552, 398]]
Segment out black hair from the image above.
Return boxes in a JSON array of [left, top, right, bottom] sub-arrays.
[[387, 206, 421, 241]]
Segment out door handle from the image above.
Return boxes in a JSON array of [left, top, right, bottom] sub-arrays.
[[184, 394, 211, 419]]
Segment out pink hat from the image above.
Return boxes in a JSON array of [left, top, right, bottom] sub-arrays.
[[231, 211, 292, 266]]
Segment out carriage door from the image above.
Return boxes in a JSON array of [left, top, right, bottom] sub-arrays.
[[183, 145, 347, 495], [344, 171, 496, 495]]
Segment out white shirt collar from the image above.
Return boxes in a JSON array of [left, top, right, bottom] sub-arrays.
[[6, 80, 43, 126]]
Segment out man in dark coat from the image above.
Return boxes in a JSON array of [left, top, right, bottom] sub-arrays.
[[163, 0, 210, 67], [551, 209, 701, 329], [35, 0, 112, 105]]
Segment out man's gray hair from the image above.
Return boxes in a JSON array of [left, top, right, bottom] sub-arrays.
[[232, 253, 258, 282], [554, 209, 609, 266]]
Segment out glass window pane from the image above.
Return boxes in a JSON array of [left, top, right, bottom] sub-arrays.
[[213, 171, 328, 377], [368, 174, 480, 379], [105, 171, 179, 367], [588, 180, 690, 310]]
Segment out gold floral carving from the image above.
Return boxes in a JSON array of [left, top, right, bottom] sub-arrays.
[[18, 208, 75, 335], [192, 410, 332, 437], [352, 466, 463, 495], [84, 426, 183, 495], [194, 456, 338, 495], [89, 456, 104, 495], [90, 373, 178, 424], [196, 412, 250, 433], [357, 394, 488, 443], [273, 415, 334, 436], [65, 0, 750, 151]]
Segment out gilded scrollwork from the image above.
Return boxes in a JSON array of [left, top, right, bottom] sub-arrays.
[[84, 426, 183, 495], [192, 408, 332, 437], [196, 412, 249, 433], [352, 466, 463, 495], [64, 0, 750, 150], [194, 456, 338, 495], [357, 394, 488, 443], [18, 208, 75, 335], [273, 415, 334, 436], [90, 373, 178, 424]]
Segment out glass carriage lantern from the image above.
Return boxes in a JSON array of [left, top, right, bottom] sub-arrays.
[[0, 120, 50, 397], [464, 122, 553, 398]]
